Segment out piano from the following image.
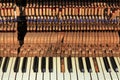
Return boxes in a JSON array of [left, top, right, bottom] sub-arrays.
[[0, 0, 120, 80]]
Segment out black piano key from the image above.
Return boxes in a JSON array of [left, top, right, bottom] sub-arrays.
[[78, 57, 84, 72], [103, 57, 111, 72], [67, 56, 72, 72], [41, 57, 46, 72], [14, 57, 20, 72], [110, 57, 118, 72], [33, 56, 39, 72], [49, 57, 53, 72], [2, 57, 10, 72], [85, 57, 92, 73], [22, 57, 28, 73], [0, 57, 3, 68]]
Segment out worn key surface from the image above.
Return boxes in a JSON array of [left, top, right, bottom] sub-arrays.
[[60, 57, 65, 73], [93, 57, 99, 72]]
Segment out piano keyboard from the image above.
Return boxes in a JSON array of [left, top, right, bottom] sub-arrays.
[[0, 56, 120, 80]]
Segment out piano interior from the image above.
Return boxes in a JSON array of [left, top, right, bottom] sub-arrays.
[[0, 0, 120, 80]]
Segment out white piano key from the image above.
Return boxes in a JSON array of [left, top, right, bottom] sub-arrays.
[[51, 57, 56, 80], [0, 57, 5, 79], [89, 58, 95, 72], [2, 57, 13, 80], [107, 57, 118, 80], [114, 57, 120, 80], [57, 57, 64, 80], [96, 57, 105, 80], [100, 57, 111, 80], [37, 57, 42, 80], [117, 57, 120, 65], [16, 57, 23, 80], [89, 57, 98, 80], [22, 57, 31, 80], [75, 57, 84, 80], [30, 57, 36, 80], [9, 57, 16, 80], [70, 57, 77, 80], [64, 57, 70, 80], [44, 57, 49, 80], [82, 57, 91, 80]]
